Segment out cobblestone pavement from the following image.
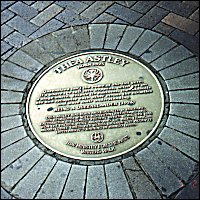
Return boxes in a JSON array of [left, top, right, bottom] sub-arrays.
[[1, 1, 199, 199]]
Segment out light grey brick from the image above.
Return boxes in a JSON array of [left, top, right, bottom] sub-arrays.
[[129, 30, 161, 56], [11, 155, 56, 199], [4, 31, 31, 49], [6, 16, 39, 36], [117, 1, 136, 7], [35, 161, 71, 199], [104, 24, 126, 49], [170, 103, 199, 120], [1, 104, 20, 117], [61, 165, 87, 199], [122, 156, 141, 171], [89, 24, 107, 49], [1, 126, 27, 149], [117, 26, 144, 52], [30, 4, 63, 26], [8, 50, 43, 73], [141, 36, 177, 62], [166, 115, 199, 139], [151, 46, 193, 71], [81, 1, 113, 20], [1, 76, 27, 92], [148, 139, 196, 181], [1, 147, 44, 191], [52, 28, 77, 53], [114, 18, 130, 25], [1, 46, 17, 60], [85, 165, 107, 199], [1, 24, 14, 39], [1, 1, 15, 10], [21, 40, 54, 65], [23, 1, 35, 6], [166, 73, 199, 90], [1, 115, 22, 132], [1, 137, 34, 170], [1, 187, 12, 199], [1, 41, 12, 55], [93, 13, 116, 23], [31, 1, 53, 12], [105, 162, 133, 199], [1, 61, 35, 81], [71, 25, 90, 50], [158, 127, 199, 161], [169, 89, 199, 104], [1, 9, 15, 24], [1, 91, 23, 104], [136, 148, 182, 196], [29, 18, 64, 40], [159, 57, 199, 80], [9, 1, 38, 20]]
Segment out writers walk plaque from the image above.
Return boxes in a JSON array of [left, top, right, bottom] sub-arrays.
[[26, 51, 164, 160]]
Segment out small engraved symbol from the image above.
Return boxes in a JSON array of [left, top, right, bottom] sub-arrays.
[[91, 132, 104, 143], [82, 68, 103, 83]]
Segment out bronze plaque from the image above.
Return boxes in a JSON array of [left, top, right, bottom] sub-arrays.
[[26, 52, 164, 160]]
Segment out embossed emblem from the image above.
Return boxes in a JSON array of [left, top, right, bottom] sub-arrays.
[[81, 68, 103, 83], [91, 132, 104, 143]]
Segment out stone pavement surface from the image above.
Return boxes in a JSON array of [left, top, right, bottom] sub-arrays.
[[1, 1, 199, 199]]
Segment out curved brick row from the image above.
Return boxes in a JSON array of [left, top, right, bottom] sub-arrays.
[[1, 24, 199, 199]]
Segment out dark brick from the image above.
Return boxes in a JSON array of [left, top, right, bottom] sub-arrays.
[[106, 3, 142, 24], [189, 9, 199, 23], [131, 1, 158, 14], [153, 22, 175, 35]]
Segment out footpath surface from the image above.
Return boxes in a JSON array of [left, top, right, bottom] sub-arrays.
[[1, 1, 199, 199]]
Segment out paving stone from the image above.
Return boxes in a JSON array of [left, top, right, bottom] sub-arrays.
[[30, 4, 63, 27], [11, 155, 56, 199], [122, 156, 141, 171], [1, 76, 27, 92], [31, 1, 53, 12], [1, 24, 14, 39], [148, 139, 196, 182], [56, 9, 91, 26], [36, 34, 65, 59], [1, 147, 43, 192], [166, 73, 199, 90], [55, 1, 89, 14], [104, 24, 126, 49], [105, 162, 133, 199], [116, 1, 136, 8], [159, 127, 199, 161], [162, 13, 199, 35], [71, 25, 90, 50], [4, 31, 31, 49], [131, 1, 158, 14], [151, 45, 193, 71], [166, 115, 199, 139], [1, 47, 17, 60], [81, 1, 113, 20], [141, 36, 177, 62], [92, 13, 116, 23], [135, 6, 169, 29], [114, 18, 130, 25], [21, 40, 54, 65], [170, 103, 199, 121], [129, 30, 161, 56], [8, 50, 43, 73], [158, 1, 197, 17], [126, 170, 161, 199], [1, 115, 22, 132], [61, 165, 86, 199], [1, 187, 12, 199], [169, 89, 199, 104], [136, 148, 182, 196], [85, 165, 107, 199], [1, 41, 13, 55], [29, 18, 64, 40], [169, 29, 199, 57], [153, 22, 175, 35], [52, 28, 77, 53], [117, 26, 144, 52], [183, 1, 199, 7], [9, 1, 38, 20], [106, 3, 142, 24], [159, 57, 199, 80], [1, 104, 20, 117], [1, 91, 23, 104], [1, 61, 35, 81], [89, 24, 107, 49], [23, 1, 35, 6], [189, 9, 199, 22], [1, 137, 34, 170], [1, 126, 27, 149], [82, 1, 95, 6], [1, 1, 15, 11], [6, 16, 39, 36], [1, 9, 15, 24], [35, 161, 71, 199]]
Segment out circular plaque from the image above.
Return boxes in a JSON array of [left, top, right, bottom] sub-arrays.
[[26, 51, 164, 160]]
